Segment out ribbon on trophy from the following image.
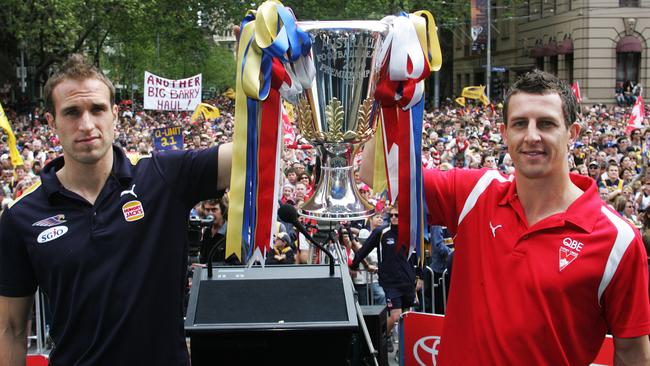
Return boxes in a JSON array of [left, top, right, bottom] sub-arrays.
[[227, 0, 313, 262], [374, 11, 441, 264]]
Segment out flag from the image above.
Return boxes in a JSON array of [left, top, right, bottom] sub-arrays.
[[626, 95, 645, 134], [461, 85, 485, 99], [372, 118, 388, 195], [281, 106, 295, 146], [222, 88, 236, 100], [461, 85, 489, 105], [571, 81, 582, 103], [190, 103, 220, 123], [455, 97, 466, 107], [0, 103, 24, 167]]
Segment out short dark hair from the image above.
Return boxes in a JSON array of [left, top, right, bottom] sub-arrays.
[[503, 70, 577, 129], [44, 54, 115, 116]]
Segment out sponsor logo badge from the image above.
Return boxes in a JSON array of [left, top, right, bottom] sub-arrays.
[[37, 226, 68, 244], [122, 200, 145, 222], [32, 214, 67, 227], [559, 237, 583, 271], [413, 335, 441, 366]]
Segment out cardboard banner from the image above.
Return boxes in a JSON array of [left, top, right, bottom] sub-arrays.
[[399, 312, 615, 366], [152, 126, 183, 151], [144, 71, 202, 111]]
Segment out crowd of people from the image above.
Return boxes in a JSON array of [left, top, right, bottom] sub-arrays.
[[2, 61, 650, 363], [3, 89, 650, 274]]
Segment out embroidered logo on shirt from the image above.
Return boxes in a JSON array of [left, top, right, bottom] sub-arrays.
[[386, 238, 395, 246], [122, 200, 145, 222], [559, 237, 583, 271], [120, 184, 138, 198], [32, 214, 67, 227], [489, 221, 503, 237], [37, 226, 68, 244]]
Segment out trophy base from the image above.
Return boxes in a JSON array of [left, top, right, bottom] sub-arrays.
[[299, 144, 375, 221]]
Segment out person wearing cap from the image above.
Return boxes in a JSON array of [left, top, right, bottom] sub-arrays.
[[0, 54, 233, 366], [350, 206, 422, 348], [358, 70, 650, 364], [266, 232, 295, 265]]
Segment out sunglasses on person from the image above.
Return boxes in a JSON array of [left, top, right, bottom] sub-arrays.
[[389, 213, 399, 218]]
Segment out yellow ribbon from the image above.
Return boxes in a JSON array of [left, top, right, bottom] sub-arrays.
[[411, 10, 442, 72], [226, 18, 258, 261]]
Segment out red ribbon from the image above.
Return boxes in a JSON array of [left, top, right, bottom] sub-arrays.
[[254, 59, 291, 254], [374, 52, 429, 252]]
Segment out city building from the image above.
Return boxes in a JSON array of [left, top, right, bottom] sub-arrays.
[[452, 0, 649, 104]]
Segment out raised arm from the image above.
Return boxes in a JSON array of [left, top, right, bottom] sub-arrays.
[[359, 136, 376, 188], [217, 142, 232, 191], [0, 295, 33, 366]]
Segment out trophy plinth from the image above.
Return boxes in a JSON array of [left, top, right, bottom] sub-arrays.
[[295, 21, 388, 221]]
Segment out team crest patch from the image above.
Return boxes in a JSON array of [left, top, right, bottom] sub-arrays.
[[559, 247, 578, 271], [122, 200, 145, 222], [32, 214, 67, 227]]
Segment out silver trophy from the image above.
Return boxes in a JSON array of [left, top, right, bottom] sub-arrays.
[[294, 21, 388, 220]]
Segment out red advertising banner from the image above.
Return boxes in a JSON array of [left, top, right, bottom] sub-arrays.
[[399, 312, 614, 366]]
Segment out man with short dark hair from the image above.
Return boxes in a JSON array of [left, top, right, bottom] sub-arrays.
[[359, 70, 650, 364], [0, 54, 232, 365]]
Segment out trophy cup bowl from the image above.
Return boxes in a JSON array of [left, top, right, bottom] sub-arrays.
[[294, 21, 388, 221]]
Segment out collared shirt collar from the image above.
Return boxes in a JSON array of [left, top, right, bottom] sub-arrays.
[[40, 145, 134, 201], [498, 173, 601, 233]]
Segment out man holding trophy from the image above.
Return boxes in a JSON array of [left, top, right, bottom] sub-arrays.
[[275, 2, 650, 364]]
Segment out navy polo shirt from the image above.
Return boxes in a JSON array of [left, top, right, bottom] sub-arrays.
[[0, 145, 220, 366]]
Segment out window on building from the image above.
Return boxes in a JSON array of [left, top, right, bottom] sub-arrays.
[[536, 57, 544, 71], [616, 52, 640, 83], [456, 74, 462, 94], [565, 53, 574, 83], [549, 55, 558, 75], [620, 0, 639, 6]]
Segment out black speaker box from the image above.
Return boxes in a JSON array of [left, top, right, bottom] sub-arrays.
[[185, 264, 358, 365], [360, 305, 388, 366]]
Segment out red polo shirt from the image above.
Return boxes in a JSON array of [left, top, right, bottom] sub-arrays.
[[424, 168, 650, 365]]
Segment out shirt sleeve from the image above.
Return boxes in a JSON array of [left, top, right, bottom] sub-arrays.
[[152, 146, 220, 206], [602, 235, 650, 338], [351, 227, 382, 269], [423, 168, 488, 234], [0, 209, 37, 297]]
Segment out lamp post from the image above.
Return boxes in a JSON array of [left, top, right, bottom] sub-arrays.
[[18, 41, 27, 94]]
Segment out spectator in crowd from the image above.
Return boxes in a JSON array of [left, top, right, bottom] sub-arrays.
[[350, 207, 423, 352], [266, 232, 295, 265], [615, 82, 626, 107], [199, 199, 229, 264]]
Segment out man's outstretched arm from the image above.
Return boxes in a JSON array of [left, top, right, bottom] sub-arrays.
[[217, 142, 232, 191], [359, 136, 376, 188], [614, 335, 650, 365]]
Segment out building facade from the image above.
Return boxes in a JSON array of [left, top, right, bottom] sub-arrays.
[[452, 0, 649, 104]]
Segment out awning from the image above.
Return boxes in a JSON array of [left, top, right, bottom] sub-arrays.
[[529, 47, 544, 58], [542, 41, 558, 57], [617, 36, 642, 53], [557, 38, 573, 54]]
